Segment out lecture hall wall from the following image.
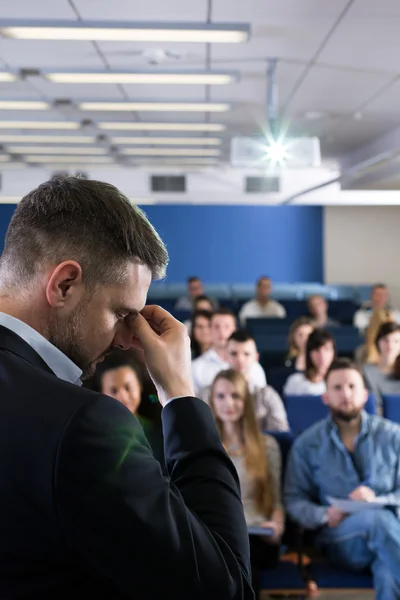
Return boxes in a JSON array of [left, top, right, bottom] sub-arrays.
[[0, 204, 324, 283]]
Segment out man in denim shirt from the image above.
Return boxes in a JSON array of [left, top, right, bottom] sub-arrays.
[[284, 358, 400, 600]]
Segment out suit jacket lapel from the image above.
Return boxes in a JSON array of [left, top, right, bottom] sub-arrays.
[[0, 325, 55, 376]]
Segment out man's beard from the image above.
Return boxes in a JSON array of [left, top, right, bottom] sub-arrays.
[[47, 301, 94, 380], [330, 408, 362, 423]]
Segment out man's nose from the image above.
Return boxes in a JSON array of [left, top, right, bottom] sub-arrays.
[[113, 323, 133, 351]]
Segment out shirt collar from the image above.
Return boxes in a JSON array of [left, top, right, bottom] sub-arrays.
[[0, 312, 82, 386], [327, 410, 370, 440]]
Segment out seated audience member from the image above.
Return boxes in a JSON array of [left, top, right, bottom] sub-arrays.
[[190, 310, 212, 359], [354, 283, 400, 332], [184, 294, 215, 333], [96, 352, 164, 463], [227, 330, 267, 390], [285, 317, 315, 371], [363, 322, 400, 408], [239, 276, 286, 325], [175, 276, 216, 311], [355, 308, 394, 365], [283, 329, 335, 396], [226, 331, 289, 431], [285, 358, 400, 600], [307, 295, 340, 328], [209, 369, 284, 593], [192, 308, 237, 397]]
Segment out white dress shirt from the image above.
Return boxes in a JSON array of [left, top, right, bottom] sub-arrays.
[[353, 308, 400, 332], [239, 299, 286, 325], [283, 372, 326, 396], [192, 348, 267, 398], [0, 312, 82, 385]]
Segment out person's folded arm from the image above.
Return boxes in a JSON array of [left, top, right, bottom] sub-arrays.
[[55, 394, 253, 600], [284, 443, 327, 530]]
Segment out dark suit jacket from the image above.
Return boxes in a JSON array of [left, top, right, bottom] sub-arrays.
[[0, 325, 253, 599]]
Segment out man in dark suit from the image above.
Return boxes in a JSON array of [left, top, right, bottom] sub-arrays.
[[0, 176, 253, 599]]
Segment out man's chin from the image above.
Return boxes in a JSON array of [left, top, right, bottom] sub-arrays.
[[331, 409, 361, 423]]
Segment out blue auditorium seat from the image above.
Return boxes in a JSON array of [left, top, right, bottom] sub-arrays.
[[308, 561, 373, 593], [285, 394, 377, 436], [327, 325, 363, 356], [267, 366, 295, 397], [382, 394, 400, 424], [246, 317, 292, 335]]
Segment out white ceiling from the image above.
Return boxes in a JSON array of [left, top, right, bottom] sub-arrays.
[[0, 0, 399, 191]]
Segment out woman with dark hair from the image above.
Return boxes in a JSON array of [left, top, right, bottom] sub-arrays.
[[283, 329, 336, 396], [190, 310, 212, 359], [363, 322, 400, 408], [96, 350, 164, 463]]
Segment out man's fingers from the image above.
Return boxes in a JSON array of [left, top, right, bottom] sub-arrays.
[[140, 305, 179, 334], [128, 313, 158, 346]]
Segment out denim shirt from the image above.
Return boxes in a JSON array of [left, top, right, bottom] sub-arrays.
[[284, 412, 400, 530]]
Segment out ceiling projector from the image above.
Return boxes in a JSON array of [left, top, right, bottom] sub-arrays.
[[230, 136, 321, 168]]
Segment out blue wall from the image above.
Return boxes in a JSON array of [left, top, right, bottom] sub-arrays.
[[0, 204, 323, 283], [0, 205, 16, 253], [141, 205, 323, 283]]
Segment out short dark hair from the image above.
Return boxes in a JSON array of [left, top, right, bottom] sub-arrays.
[[194, 294, 212, 305], [212, 307, 237, 321], [0, 176, 168, 289], [188, 276, 201, 284], [375, 322, 400, 349], [305, 329, 335, 379], [372, 283, 387, 292], [257, 276, 271, 286], [228, 330, 255, 344], [325, 357, 364, 384], [95, 350, 143, 392]]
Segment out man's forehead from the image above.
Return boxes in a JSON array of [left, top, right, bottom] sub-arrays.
[[228, 339, 256, 350], [327, 369, 363, 384]]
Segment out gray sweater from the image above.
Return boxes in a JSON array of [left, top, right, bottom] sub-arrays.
[[363, 364, 400, 408]]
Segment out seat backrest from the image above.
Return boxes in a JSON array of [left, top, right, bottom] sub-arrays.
[[382, 394, 400, 423], [284, 395, 329, 436], [267, 366, 295, 396], [263, 431, 294, 484]]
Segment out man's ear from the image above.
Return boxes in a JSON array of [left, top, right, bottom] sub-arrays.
[[45, 261, 83, 309]]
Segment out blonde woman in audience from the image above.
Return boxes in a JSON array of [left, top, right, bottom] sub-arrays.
[[283, 330, 335, 396], [363, 322, 400, 408], [190, 310, 212, 359], [285, 316, 315, 371], [209, 369, 284, 594], [356, 308, 394, 365]]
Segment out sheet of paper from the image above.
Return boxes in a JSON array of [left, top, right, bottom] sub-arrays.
[[327, 496, 383, 513], [247, 526, 274, 536]]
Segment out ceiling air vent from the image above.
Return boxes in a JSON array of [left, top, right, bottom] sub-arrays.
[[151, 175, 186, 193], [245, 176, 280, 193]]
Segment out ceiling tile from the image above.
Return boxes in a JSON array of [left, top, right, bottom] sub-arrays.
[[74, 0, 207, 20], [350, 0, 400, 17], [0, 40, 104, 69], [0, 0, 76, 18], [318, 14, 400, 73], [285, 65, 392, 113]]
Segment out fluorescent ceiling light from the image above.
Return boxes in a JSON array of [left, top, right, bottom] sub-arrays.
[[0, 135, 96, 143], [133, 158, 219, 165], [0, 120, 80, 129], [0, 72, 16, 82], [98, 122, 225, 132], [8, 146, 107, 154], [80, 101, 230, 112], [0, 20, 249, 43], [122, 148, 220, 156], [0, 155, 11, 162], [45, 70, 237, 85], [25, 155, 114, 163], [0, 101, 49, 110], [112, 136, 221, 146]]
